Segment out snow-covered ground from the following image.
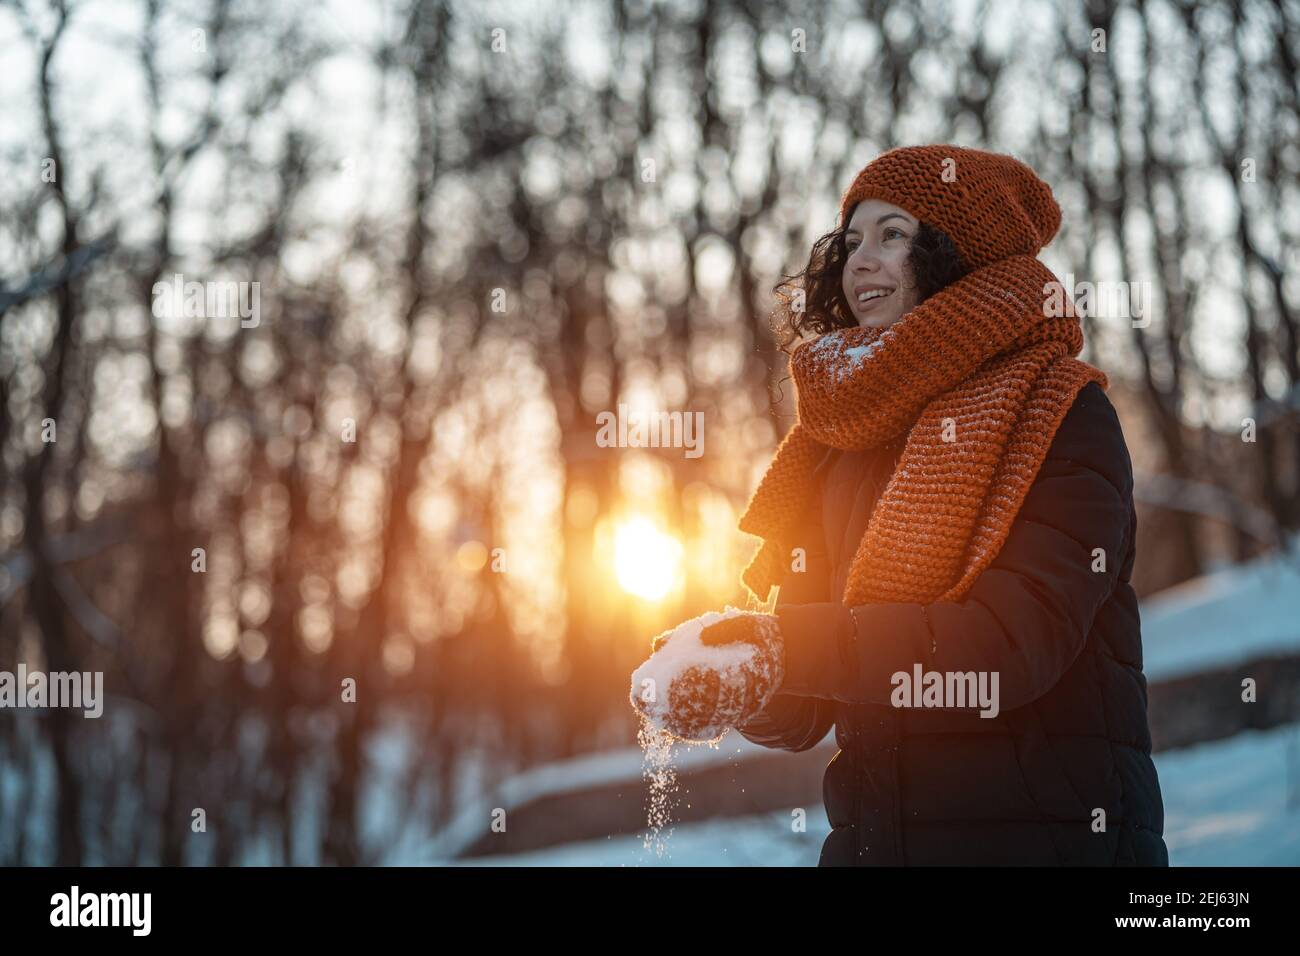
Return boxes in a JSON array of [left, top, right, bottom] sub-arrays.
[[425, 730, 771, 861], [448, 721, 1300, 866], [1158, 722, 1300, 866], [1140, 539, 1300, 680]]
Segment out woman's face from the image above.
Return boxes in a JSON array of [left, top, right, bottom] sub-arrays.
[[841, 199, 921, 328]]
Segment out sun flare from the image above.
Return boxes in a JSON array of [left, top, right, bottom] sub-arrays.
[[613, 516, 682, 601]]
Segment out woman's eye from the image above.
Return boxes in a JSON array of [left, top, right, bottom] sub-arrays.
[[883, 227, 905, 240]]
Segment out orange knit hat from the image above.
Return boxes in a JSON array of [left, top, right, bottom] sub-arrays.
[[838, 144, 1061, 268]]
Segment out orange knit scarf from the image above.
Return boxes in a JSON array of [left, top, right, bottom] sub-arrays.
[[739, 253, 1108, 609]]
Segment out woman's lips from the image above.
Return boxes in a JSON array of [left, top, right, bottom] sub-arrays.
[[856, 289, 894, 312]]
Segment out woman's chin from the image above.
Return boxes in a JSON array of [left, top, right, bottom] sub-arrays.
[[856, 310, 900, 329]]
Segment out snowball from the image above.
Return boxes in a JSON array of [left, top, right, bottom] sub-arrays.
[[630, 606, 757, 741]]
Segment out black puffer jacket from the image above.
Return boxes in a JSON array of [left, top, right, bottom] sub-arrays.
[[737, 381, 1169, 866]]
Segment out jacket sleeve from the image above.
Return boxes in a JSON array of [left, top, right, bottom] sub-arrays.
[[733, 455, 838, 752], [772, 382, 1132, 713]]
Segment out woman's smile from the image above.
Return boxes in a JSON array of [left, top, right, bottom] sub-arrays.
[[854, 285, 896, 311]]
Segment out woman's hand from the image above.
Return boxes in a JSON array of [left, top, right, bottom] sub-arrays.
[[651, 612, 782, 657], [700, 614, 777, 653], [637, 611, 787, 741], [699, 613, 787, 719]]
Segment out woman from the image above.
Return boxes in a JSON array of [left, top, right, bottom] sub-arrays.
[[645, 145, 1168, 866]]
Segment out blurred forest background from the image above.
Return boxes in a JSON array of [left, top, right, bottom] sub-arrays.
[[1, 0, 1297, 864]]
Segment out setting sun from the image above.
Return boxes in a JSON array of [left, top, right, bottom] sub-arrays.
[[613, 516, 683, 601]]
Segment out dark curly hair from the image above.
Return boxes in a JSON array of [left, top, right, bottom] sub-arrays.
[[771, 220, 970, 353]]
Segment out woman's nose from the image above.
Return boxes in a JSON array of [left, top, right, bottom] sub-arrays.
[[849, 246, 880, 271]]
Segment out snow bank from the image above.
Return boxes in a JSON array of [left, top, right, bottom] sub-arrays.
[[1141, 538, 1300, 680]]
